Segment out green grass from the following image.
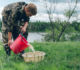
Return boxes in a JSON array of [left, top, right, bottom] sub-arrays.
[[0, 42, 80, 70]]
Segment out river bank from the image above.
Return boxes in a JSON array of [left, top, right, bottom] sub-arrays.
[[0, 32, 46, 42]]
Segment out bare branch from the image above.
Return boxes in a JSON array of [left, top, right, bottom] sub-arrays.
[[57, 0, 78, 41]]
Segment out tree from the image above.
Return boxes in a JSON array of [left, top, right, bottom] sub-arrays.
[[57, 0, 78, 41], [44, 0, 57, 41], [42, 0, 78, 41]]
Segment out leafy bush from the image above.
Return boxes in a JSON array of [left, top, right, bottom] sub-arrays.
[[44, 21, 80, 41]]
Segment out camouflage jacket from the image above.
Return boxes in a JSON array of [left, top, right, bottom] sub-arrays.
[[2, 2, 30, 32]]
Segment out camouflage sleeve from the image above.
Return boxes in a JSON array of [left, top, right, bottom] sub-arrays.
[[8, 14, 13, 32], [2, 2, 27, 32]]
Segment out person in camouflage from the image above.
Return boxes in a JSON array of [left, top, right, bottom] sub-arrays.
[[1, 2, 37, 56]]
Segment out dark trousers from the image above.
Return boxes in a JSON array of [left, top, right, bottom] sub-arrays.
[[4, 26, 28, 56]]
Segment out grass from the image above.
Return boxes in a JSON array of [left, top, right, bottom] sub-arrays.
[[0, 42, 80, 70]]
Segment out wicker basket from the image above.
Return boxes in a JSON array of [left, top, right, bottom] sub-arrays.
[[22, 51, 46, 62]]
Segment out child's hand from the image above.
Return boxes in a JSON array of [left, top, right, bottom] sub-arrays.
[[8, 40, 13, 46], [20, 26, 26, 33]]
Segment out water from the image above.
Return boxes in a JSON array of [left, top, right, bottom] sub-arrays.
[[27, 32, 46, 42], [28, 43, 35, 52]]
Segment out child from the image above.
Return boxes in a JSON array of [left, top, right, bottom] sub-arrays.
[[1, 2, 37, 56]]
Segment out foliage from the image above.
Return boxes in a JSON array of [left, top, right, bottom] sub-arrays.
[[44, 21, 80, 41], [28, 22, 51, 32], [64, 9, 77, 18]]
